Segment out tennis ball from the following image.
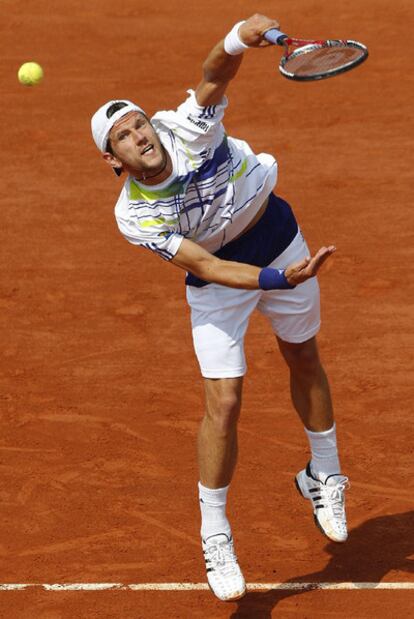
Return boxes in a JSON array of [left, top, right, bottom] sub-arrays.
[[17, 62, 44, 86]]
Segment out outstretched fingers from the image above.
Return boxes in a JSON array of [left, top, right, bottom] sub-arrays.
[[285, 245, 336, 285], [308, 245, 336, 275]]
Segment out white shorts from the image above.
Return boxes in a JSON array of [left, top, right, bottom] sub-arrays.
[[186, 230, 320, 378]]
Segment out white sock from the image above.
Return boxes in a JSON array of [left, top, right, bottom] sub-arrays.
[[198, 482, 231, 540], [304, 423, 341, 480]]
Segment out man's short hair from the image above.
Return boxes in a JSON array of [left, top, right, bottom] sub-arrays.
[[106, 101, 129, 120]]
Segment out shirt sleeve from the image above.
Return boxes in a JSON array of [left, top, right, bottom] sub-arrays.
[[116, 213, 184, 261], [151, 90, 228, 168], [114, 185, 184, 261]]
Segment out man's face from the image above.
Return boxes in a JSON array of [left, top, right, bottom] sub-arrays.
[[105, 111, 165, 176]]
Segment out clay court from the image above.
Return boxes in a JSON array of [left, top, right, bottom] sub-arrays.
[[0, 0, 413, 616]]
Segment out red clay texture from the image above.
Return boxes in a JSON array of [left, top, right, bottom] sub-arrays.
[[0, 0, 413, 617]]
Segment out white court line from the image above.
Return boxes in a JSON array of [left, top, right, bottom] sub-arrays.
[[0, 583, 413, 591]]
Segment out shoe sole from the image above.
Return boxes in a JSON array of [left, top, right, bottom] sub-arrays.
[[294, 475, 305, 498], [294, 475, 346, 543], [207, 581, 246, 602]]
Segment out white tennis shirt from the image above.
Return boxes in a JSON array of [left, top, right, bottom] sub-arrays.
[[115, 90, 278, 260]]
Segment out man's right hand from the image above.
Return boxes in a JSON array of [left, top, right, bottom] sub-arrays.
[[238, 14, 281, 48]]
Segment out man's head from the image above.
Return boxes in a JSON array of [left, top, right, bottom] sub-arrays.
[[91, 100, 167, 179]]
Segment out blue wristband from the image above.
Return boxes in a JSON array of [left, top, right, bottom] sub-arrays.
[[258, 267, 296, 290]]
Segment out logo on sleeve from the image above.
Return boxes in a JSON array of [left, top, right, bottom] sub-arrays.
[[187, 115, 210, 133]]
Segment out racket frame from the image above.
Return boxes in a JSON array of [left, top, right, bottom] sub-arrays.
[[264, 29, 368, 81]]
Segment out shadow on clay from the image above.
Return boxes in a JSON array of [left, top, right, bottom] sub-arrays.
[[230, 510, 414, 618]]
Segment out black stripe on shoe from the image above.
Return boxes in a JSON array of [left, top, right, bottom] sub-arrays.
[[306, 462, 321, 482], [203, 533, 232, 544], [324, 473, 342, 483]]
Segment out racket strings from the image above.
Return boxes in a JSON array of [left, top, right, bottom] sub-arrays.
[[283, 43, 366, 78]]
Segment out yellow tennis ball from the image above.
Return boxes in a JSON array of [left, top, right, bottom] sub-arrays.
[[18, 62, 44, 86]]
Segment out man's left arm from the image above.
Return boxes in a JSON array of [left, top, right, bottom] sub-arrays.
[[195, 14, 280, 107]]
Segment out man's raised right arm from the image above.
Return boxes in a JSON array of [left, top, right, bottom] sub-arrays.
[[195, 14, 281, 108]]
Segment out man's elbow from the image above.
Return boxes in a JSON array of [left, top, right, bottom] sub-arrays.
[[189, 256, 220, 281]]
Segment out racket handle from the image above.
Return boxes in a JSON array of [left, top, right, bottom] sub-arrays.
[[264, 28, 288, 45]]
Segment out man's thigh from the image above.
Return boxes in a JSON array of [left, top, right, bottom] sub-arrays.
[[186, 284, 261, 379]]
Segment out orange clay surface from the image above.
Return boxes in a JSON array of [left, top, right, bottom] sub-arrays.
[[0, 0, 413, 617]]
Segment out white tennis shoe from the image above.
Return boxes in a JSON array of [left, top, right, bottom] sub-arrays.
[[202, 533, 246, 601], [295, 463, 349, 543]]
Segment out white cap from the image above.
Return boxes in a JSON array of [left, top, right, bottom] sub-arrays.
[[91, 99, 146, 152]]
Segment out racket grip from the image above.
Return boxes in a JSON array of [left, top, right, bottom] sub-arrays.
[[264, 28, 288, 45]]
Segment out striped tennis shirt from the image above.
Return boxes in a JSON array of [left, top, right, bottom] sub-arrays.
[[114, 90, 278, 261]]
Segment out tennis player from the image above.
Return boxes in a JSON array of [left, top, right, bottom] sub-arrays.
[[91, 13, 349, 602]]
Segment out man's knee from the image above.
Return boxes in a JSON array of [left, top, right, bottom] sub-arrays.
[[204, 378, 242, 435], [278, 336, 323, 376]]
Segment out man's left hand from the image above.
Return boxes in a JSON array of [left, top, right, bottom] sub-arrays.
[[285, 246, 336, 286]]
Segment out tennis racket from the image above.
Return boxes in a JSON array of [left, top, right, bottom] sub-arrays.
[[263, 29, 368, 81]]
